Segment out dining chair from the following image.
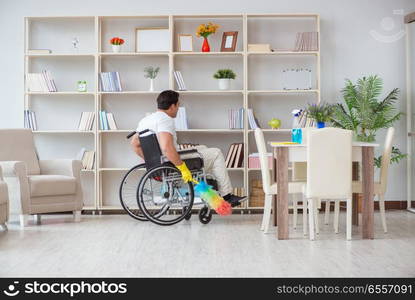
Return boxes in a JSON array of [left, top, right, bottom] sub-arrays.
[[348, 127, 395, 233], [254, 128, 306, 234], [305, 128, 353, 240]]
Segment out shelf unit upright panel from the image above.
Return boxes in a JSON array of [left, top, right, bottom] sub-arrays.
[[245, 14, 320, 208], [97, 15, 170, 209], [24, 14, 320, 212], [24, 16, 98, 211]]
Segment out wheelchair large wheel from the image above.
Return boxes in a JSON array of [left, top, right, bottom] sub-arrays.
[[137, 165, 194, 226], [119, 164, 148, 221]]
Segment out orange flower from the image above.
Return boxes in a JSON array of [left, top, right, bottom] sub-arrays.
[[196, 22, 219, 38]]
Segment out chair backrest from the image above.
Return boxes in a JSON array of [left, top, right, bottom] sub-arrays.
[[0, 129, 40, 175], [306, 128, 352, 199], [379, 127, 395, 194], [138, 130, 163, 170], [254, 128, 272, 194]]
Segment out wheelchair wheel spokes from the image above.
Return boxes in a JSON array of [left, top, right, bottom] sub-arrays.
[[119, 164, 148, 221], [138, 165, 194, 226]]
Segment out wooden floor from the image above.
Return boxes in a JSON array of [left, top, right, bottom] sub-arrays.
[[0, 211, 414, 277]]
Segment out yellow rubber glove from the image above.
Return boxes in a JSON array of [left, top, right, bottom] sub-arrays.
[[176, 162, 196, 183]]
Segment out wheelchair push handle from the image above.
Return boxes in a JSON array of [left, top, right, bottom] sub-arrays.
[[126, 129, 150, 139]]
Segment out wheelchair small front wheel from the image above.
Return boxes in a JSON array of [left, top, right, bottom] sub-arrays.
[[137, 165, 194, 226], [183, 207, 192, 221], [198, 206, 212, 224]]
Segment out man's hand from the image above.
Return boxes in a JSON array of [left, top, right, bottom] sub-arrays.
[[176, 162, 196, 183]]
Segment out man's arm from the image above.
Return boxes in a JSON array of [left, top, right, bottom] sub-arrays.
[[159, 132, 182, 166], [130, 133, 144, 158]]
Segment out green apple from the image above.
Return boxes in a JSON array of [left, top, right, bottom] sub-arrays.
[[268, 118, 281, 129]]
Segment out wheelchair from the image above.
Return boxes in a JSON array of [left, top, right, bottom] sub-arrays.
[[119, 129, 219, 225]]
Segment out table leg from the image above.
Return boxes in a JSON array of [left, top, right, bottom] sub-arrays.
[[362, 147, 374, 239], [276, 147, 289, 239], [352, 162, 359, 225], [272, 154, 278, 226]]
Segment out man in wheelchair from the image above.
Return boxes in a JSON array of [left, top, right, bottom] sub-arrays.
[[130, 90, 246, 207]]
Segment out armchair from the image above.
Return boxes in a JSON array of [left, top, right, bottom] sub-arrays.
[[0, 165, 9, 230], [0, 129, 83, 227]]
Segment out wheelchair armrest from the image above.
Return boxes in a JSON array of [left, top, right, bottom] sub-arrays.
[[177, 149, 198, 155]]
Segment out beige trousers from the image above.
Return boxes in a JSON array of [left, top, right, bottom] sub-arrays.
[[194, 145, 233, 196]]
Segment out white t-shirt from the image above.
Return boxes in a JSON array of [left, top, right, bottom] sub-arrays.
[[137, 111, 178, 150]]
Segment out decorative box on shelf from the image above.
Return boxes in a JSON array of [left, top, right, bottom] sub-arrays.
[[248, 44, 271, 52]]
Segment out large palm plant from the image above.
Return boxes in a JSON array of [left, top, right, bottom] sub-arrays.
[[331, 75, 401, 142]]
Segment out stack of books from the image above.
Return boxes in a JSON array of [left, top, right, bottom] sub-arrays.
[[26, 71, 57, 92], [99, 111, 118, 130], [178, 143, 199, 150], [294, 32, 319, 51], [248, 152, 272, 169], [174, 107, 188, 130], [99, 72, 122, 92], [297, 109, 316, 128], [228, 108, 244, 129], [24, 110, 37, 130], [27, 49, 52, 54], [250, 179, 265, 207], [77, 148, 95, 170], [173, 71, 186, 91], [225, 143, 244, 168], [247, 108, 260, 129], [78, 112, 95, 131]]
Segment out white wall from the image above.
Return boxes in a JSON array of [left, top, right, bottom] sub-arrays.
[[0, 0, 414, 201]]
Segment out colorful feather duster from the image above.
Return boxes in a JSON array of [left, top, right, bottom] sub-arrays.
[[193, 180, 232, 216]]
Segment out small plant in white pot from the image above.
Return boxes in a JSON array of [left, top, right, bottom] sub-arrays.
[[213, 69, 236, 90], [110, 37, 125, 53], [144, 66, 160, 91]]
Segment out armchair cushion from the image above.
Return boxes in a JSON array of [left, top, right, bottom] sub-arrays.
[[29, 175, 76, 197]]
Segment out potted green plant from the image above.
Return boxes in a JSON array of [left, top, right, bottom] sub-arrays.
[[306, 102, 333, 128], [331, 75, 406, 167], [331, 75, 401, 142], [144, 66, 160, 91], [213, 69, 236, 90]]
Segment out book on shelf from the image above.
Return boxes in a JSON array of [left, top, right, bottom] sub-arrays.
[[78, 112, 95, 131], [26, 71, 57, 92], [79, 150, 95, 170], [173, 71, 186, 91], [99, 72, 122, 92], [232, 187, 245, 197], [99, 110, 118, 130], [225, 143, 244, 168], [27, 49, 52, 54], [24, 110, 37, 130], [296, 109, 316, 128], [247, 108, 261, 129], [174, 107, 188, 130], [228, 108, 244, 129], [248, 152, 273, 169], [294, 32, 319, 51]]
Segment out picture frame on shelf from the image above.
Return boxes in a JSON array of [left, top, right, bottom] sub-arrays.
[[135, 27, 170, 52], [178, 34, 193, 52], [220, 31, 238, 52]]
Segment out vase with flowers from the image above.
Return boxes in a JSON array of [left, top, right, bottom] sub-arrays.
[[196, 22, 219, 52], [110, 37, 125, 53]]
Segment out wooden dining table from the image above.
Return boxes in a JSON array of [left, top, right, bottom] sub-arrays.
[[269, 141, 379, 240]]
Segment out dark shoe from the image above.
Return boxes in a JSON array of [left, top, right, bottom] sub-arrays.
[[225, 195, 247, 207]]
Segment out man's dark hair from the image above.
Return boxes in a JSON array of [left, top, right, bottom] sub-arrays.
[[157, 90, 179, 110]]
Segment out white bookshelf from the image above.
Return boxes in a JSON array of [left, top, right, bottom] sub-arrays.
[[24, 14, 320, 212]]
